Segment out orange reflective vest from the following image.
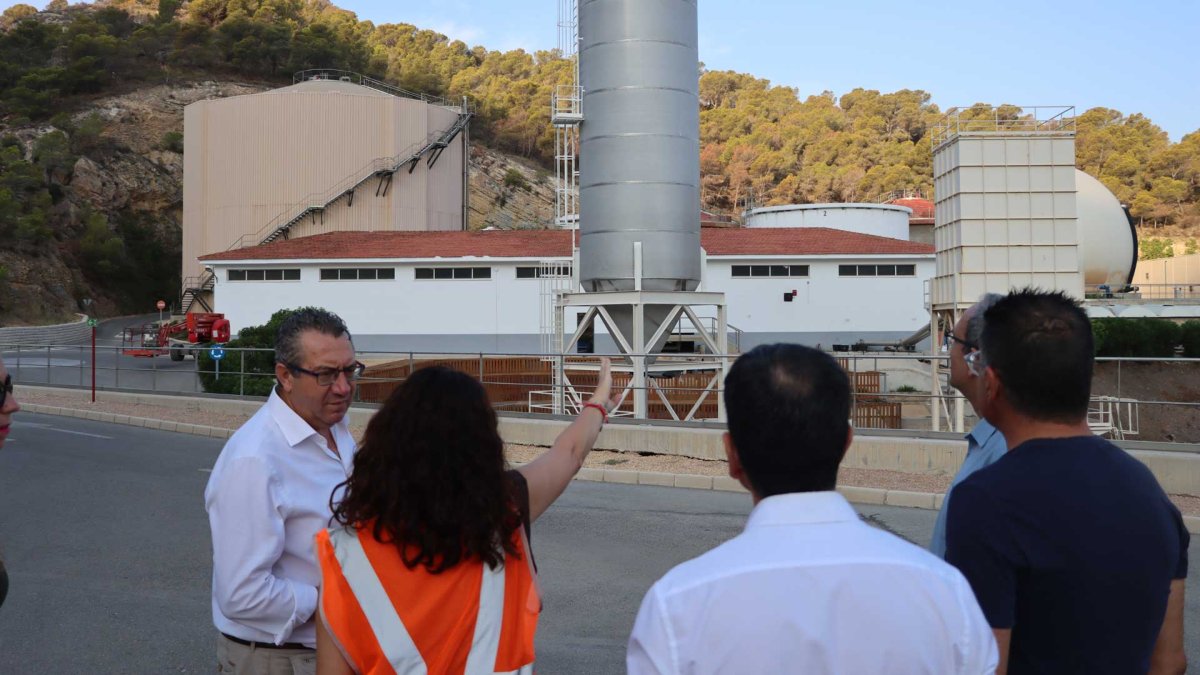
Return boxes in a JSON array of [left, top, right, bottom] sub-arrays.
[[316, 525, 539, 675]]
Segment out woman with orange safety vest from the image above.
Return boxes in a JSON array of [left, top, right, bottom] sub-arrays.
[[315, 358, 616, 675]]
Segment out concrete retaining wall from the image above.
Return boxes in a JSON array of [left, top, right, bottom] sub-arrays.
[[20, 385, 1200, 497], [0, 314, 90, 346]]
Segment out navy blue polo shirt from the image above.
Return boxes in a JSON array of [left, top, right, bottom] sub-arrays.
[[946, 434, 1188, 675]]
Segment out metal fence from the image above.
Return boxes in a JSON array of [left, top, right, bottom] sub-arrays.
[[4, 343, 1198, 444]]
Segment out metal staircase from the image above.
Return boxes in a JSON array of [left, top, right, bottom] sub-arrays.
[[179, 272, 215, 314], [180, 74, 474, 315], [231, 107, 473, 249]]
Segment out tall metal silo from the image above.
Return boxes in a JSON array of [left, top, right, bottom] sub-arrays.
[[578, 0, 702, 293]]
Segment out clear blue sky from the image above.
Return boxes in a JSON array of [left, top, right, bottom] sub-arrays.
[[9, 0, 1198, 140]]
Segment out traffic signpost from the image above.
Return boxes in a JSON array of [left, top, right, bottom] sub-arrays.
[[87, 318, 98, 402], [211, 345, 225, 380]]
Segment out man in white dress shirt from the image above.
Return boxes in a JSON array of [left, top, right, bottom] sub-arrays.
[[205, 308, 363, 675], [627, 343, 998, 675]]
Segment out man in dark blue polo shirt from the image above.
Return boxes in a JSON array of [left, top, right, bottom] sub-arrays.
[[945, 289, 1189, 675]]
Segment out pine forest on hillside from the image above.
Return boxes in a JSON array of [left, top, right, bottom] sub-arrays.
[[0, 0, 1197, 318]]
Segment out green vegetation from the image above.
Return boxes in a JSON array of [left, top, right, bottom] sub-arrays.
[[1181, 321, 1200, 358], [197, 306, 305, 396], [161, 130, 183, 153], [1092, 318, 1182, 357], [1139, 237, 1175, 260], [502, 167, 529, 191], [0, 1, 1195, 225]]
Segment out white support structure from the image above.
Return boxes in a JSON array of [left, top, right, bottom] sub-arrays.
[[552, 0, 581, 229], [555, 290, 729, 421]]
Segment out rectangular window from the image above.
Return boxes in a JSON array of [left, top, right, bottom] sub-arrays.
[[876, 264, 896, 276], [319, 268, 398, 281], [732, 264, 810, 278], [228, 268, 301, 282], [839, 265, 858, 277], [838, 264, 917, 277], [516, 265, 571, 279], [897, 264, 916, 276], [416, 267, 493, 280], [857, 265, 877, 276]]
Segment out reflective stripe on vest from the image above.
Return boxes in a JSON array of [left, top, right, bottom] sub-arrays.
[[323, 526, 536, 675]]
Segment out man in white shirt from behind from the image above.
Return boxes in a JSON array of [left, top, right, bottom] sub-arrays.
[[627, 344, 998, 675], [205, 308, 362, 675]]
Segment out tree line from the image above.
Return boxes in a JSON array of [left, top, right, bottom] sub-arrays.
[[1, 0, 1197, 232]]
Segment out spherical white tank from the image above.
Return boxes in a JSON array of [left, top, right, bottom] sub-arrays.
[[743, 203, 911, 240], [1076, 169, 1137, 287]]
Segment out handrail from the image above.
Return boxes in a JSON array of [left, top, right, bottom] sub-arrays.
[[228, 109, 473, 249], [291, 70, 474, 112]]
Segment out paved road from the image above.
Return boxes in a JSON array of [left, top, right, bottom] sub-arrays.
[[0, 413, 1196, 673]]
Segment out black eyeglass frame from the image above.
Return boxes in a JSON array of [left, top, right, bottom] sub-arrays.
[[0, 374, 11, 408], [284, 361, 366, 387], [946, 333, 977, 351]]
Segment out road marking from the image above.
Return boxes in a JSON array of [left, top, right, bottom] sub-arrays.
[[14, 421, 113, 439]]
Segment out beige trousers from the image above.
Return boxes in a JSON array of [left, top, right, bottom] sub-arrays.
[[216, 634, 316, 675]]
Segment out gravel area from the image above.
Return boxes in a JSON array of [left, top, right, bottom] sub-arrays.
[[18, 390, 1199, 516]]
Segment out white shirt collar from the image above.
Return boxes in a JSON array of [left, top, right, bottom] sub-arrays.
[[744, 490, 859, 530], [266, 387, 325, 448]]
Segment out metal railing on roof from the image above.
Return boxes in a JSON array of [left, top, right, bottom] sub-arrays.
[[931, 105, 1076, 147], [291, 69, 473, 112]]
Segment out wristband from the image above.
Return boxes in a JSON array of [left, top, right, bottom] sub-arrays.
[[582, 401, 608, 424]]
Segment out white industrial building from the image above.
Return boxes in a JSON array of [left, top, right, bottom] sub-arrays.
[[200, 225, 934, 353]]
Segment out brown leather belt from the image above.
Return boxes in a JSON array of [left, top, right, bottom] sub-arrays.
[[221, 632, 311, 651]]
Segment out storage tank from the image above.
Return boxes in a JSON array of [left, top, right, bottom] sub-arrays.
[[1076, 169, 1137, 287], [744, 203, 911, 240], [578, 0, 701, 292]]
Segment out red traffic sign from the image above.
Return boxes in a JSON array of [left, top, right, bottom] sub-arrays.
[[156, 300, 166, 310]]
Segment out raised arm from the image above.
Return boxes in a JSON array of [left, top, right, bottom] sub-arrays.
[[518, 357, 616, 522]]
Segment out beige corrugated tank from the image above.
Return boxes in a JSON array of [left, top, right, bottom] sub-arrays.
[[182, 79, 465, 282]]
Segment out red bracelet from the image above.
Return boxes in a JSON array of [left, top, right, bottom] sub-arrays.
[[582, 402, 608, 423]]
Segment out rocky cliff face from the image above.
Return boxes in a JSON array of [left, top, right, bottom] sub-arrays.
[[0, 79, 555, 326]]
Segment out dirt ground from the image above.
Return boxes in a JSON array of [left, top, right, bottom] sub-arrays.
[[1092, 361, 1200, 443]]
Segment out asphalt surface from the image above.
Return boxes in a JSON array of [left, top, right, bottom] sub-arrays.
[[0, 412, 1197, 673], [2, 314, 208, 394]]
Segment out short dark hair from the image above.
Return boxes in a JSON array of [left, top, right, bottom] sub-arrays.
[[723, 344, 851, 496], [980, 288, 1093, 423], [274, 307, 352, 366]]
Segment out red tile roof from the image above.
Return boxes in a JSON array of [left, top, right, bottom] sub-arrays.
[[200, 227, 933, 262]]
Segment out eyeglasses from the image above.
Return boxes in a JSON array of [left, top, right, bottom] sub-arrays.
[[0, 374, 11, 408], [946, 333, 977, 351], [286, 361, 365, 387]]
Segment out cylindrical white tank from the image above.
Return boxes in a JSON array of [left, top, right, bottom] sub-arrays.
[[743, 203, 912, 240], [1076, 169, 1137, 287], [578, 0, 701, 292]]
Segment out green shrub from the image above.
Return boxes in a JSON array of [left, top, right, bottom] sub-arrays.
[[503, 168, 529, 191], [197, 307, 325, 396], [1092, 318, 1181, 357], [1181, 320, 1200, 358], [161, 130, 183, 153]]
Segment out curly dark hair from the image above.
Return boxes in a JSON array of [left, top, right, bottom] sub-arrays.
[[332, 366, 521, 572]]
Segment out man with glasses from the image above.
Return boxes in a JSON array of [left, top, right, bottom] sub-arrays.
[[929, 293, 1007, 558], [205, 307, 362, 675]]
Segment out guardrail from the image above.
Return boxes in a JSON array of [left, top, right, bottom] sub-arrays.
[[4, 344, 1197, 445]]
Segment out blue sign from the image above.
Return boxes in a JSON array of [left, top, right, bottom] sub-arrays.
[[210, 347, 226, 361]]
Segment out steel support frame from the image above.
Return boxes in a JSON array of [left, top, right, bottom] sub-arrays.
[[555, 291, 728, 421]]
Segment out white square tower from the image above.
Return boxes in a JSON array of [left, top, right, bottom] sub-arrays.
[[931, 107, 1080, 312]]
